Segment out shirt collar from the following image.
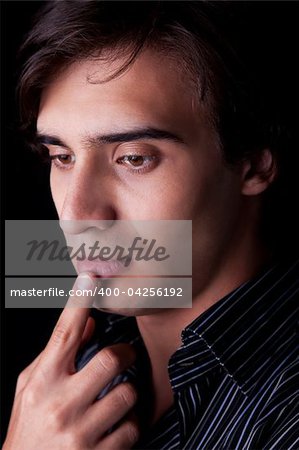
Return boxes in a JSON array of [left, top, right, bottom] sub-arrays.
[[179, 259, 299, 395]]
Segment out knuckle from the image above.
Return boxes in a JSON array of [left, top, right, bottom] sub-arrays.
[[98, 348, 121, 373], [117, 383, 137, 407], [22, 384, 39, 407], [63, 429, 83, 450], [47, 403, 67, 430], [28, 364, 48, 387], [52, 324, 72, 346], [16, 370, 27, 390], [124, 421, 140, 443], [18, 366, 47, 403]]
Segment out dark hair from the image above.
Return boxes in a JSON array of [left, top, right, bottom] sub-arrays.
[[17, 1, 298, 256]]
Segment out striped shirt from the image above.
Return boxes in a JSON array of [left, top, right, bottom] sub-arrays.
[[76, 259, 299, 449]]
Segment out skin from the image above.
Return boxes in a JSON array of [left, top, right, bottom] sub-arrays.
[[4, 49, 275, 447], [4, 274, 140, 449]]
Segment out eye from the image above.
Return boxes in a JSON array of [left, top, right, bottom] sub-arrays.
[[116, 154, 158, 173], [123, 155, 145, 167], [50, 154, 75, 170]]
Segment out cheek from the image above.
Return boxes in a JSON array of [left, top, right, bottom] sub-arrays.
[[190, 167, 242, 238], [142, 156, 239, 221], [191, 167, 242, 262]]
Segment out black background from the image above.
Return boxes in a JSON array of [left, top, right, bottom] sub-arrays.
[[1, 2, 60, 442], [1, 1, 298, 444]]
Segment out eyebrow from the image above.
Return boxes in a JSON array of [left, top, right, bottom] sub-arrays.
[[36, 127, 185, 148]]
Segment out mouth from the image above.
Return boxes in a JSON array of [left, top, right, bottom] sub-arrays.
[[76, 258, 127, 277]]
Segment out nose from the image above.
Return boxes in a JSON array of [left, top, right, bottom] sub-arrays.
[[58, 160, 117, 235]]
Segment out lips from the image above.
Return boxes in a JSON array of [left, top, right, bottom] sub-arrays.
[[76, 258, 127, 277]]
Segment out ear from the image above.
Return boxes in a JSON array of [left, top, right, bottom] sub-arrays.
[[241, 148, 277, 196]]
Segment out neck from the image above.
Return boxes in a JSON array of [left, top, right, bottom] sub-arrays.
[[136, 232, 271, 424]]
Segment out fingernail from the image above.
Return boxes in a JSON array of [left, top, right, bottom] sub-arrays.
[[76, 272, 95, 290]]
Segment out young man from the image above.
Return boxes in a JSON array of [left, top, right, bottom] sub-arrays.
[[4, 1, 298, 449]]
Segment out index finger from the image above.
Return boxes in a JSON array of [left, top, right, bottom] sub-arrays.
[[40, 272, 97, 374]]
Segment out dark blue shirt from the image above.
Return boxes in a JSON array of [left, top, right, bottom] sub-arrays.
[[76, 259, 299, 449]]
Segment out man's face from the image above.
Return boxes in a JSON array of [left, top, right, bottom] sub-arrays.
[[37, 50, 246, 313]]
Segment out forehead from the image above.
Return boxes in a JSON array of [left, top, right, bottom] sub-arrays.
[[37, 49, 210, 146]]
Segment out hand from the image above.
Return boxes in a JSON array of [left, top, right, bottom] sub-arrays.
[[3, 273, 139, 450]]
